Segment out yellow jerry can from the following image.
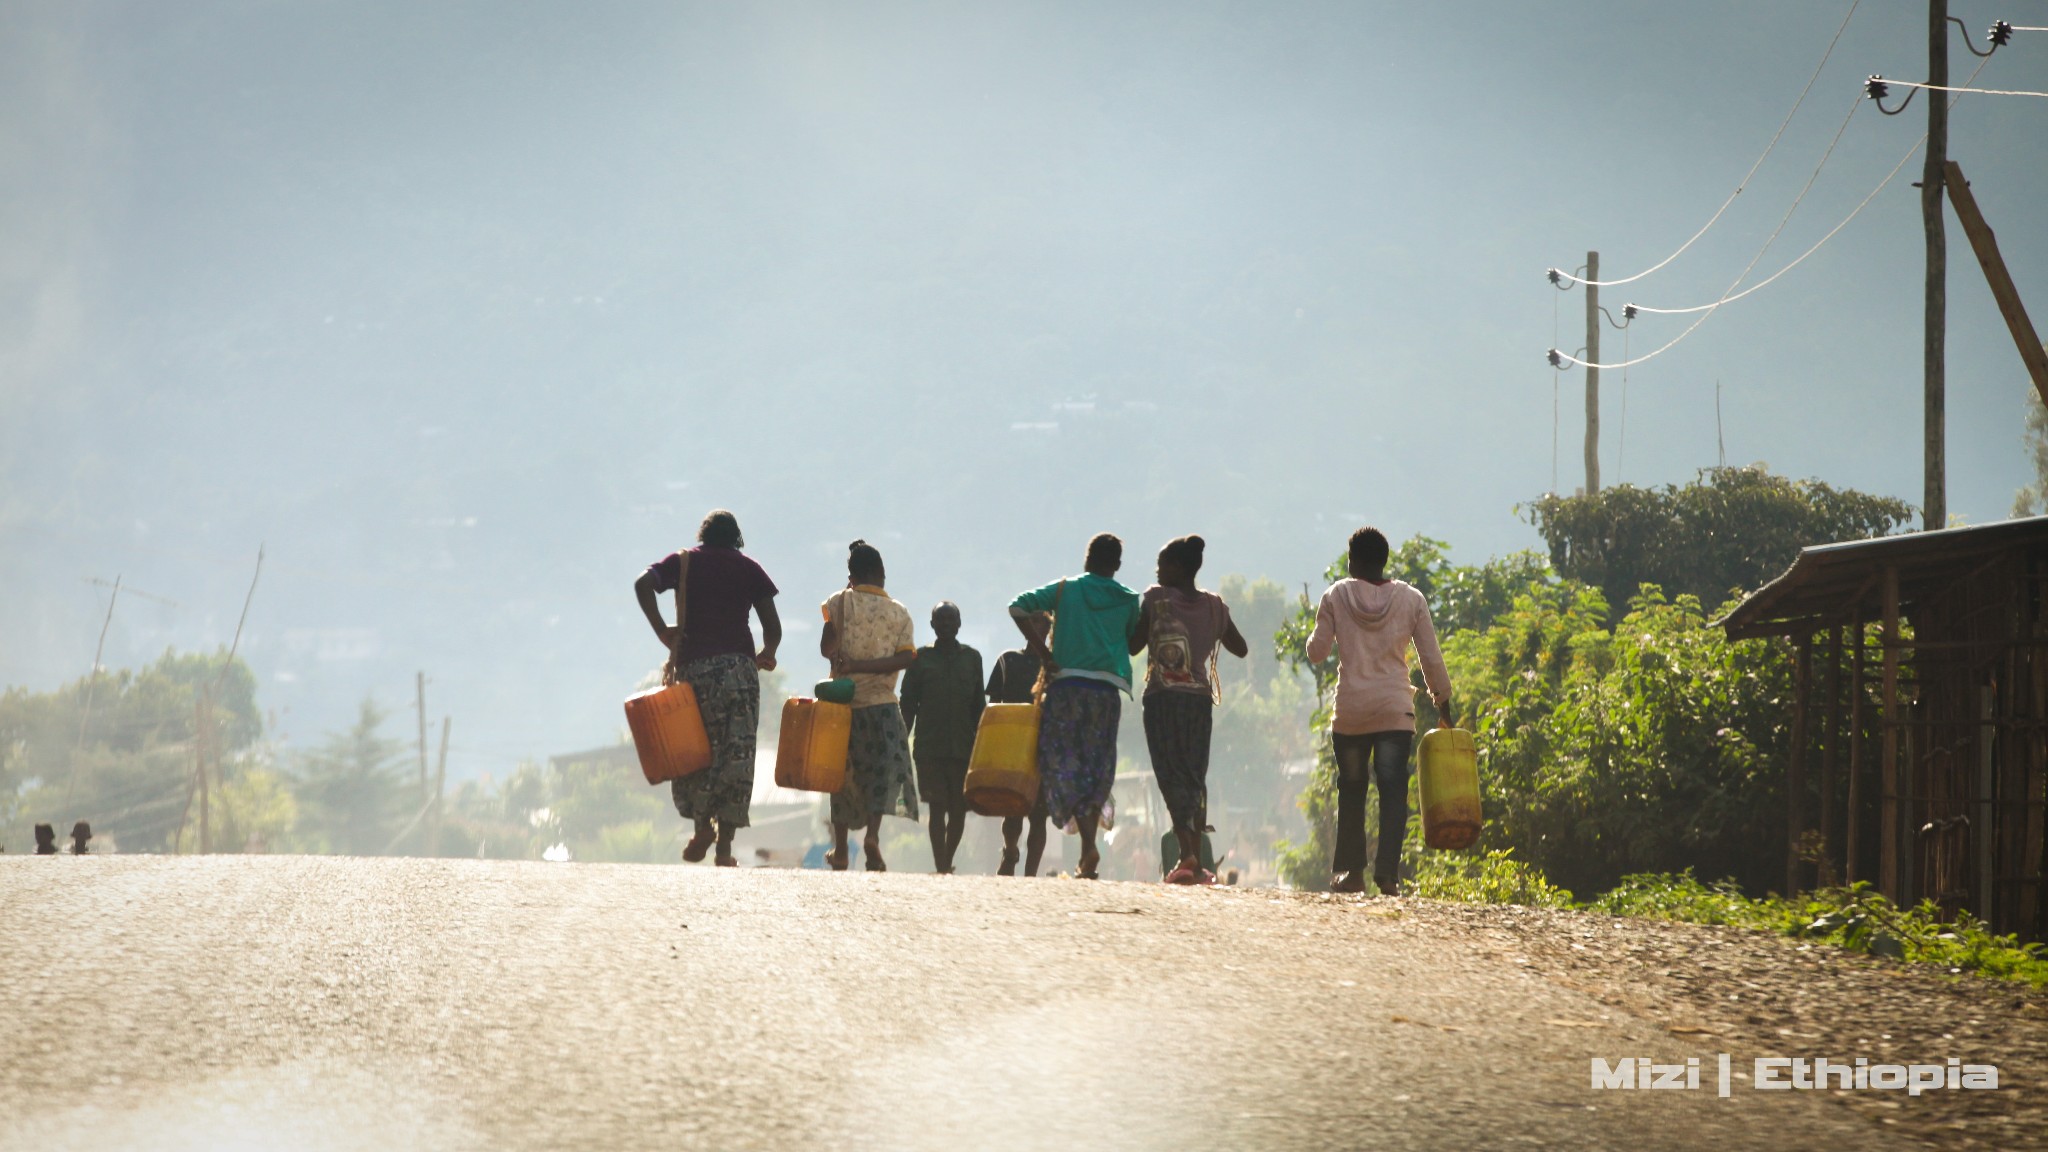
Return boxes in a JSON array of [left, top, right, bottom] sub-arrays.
[[963, 702, 1041, 817], [1417, 726, 1482, 850], [775, 697, 851, 793], [624, 682, 714, 785]]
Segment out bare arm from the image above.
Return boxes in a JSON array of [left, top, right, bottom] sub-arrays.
[[1221, 615, 1250, 659], [753, 595, 781, 672], [1011, 610, 1054, 672], [1129, 603, 1150, 656], [635, 570, 677, 650], [838, 650, 917, 677]]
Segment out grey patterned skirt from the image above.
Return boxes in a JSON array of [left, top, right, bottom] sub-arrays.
[[670, 653, 759, 829], [831, 703, 920, 827]]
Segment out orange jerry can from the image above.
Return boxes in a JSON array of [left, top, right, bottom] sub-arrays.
[[1417, 726, 1483, 850], [623, 682, 713, 785], [963, 703, 1041, 817], [775, 697, 851, 793]]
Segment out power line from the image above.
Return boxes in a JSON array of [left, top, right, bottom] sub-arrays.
[[1625, 93, 1864, 318], [1548, 53, 1995, 373], [1872, 78, 2048, 99], [1548, 0, 1861, 290]]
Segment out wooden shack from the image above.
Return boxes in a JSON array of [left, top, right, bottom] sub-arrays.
[[1718, 516, 2048, 939]]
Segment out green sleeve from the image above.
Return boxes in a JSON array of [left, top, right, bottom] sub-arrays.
[[1008, 579, 1064, 616]]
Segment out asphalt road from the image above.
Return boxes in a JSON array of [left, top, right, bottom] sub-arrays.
[[0, 856, 1918, 1151]]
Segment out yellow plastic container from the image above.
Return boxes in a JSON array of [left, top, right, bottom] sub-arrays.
[[624, 682, 714, 785], [963, 702, 1041, 817], [775, 697, 851, 793], [1417, 726, 1483, 850]]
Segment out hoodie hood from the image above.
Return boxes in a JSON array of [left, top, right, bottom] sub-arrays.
[[1330, 578, 1407, 631]]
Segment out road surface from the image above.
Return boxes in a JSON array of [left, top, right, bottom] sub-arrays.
[[0, 856, 2023, 1150]]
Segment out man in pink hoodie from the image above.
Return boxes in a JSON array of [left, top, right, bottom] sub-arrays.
[[1304, 527, 1452, 895]]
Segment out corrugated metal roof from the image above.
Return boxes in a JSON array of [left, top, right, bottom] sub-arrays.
[[1716, 515, 2048, 638]]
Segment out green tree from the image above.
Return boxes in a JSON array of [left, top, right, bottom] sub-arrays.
[[1, 649, 261, 853], [2015, 390, 2048, 516], [1218, 575, 1292, 690], [1524, 467, 1913, 617], [292, 699, 410, 855], [1443, 584, 1794, 895]]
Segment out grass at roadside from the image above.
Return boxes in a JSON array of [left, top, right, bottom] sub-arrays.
[[1404, 849, 2048, 988]]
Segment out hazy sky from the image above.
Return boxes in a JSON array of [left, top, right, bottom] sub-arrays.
[[4, 1, 2044, 778]]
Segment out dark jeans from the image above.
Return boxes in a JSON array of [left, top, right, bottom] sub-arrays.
[[1332, 730, 1413, 887]]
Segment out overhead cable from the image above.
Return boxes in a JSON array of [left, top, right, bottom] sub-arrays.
[[1627, 94, 1862, 317], [1548, 54, 1993, 373], [1546, 0, 1860, 290], [1871, 78, 2048, 99]]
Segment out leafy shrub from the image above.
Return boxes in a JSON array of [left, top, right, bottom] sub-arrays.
[[1406, 847, 1575, 907]]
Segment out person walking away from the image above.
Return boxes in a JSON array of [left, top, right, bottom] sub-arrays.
[[632, 509, 783, 867], [985, 638, 1049, 876], [1134, 535, 1247, 885], [821, 540, 920, 871], [898, 601, 985, 874], [1007, 533, 1142, 880], [1304, 527, 1450, 895]]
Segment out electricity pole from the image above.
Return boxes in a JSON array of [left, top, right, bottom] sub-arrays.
[[1922, 0, 1948, 531], [416, 671, 430, 807], [428, 716, 450, 857], [1584, 250, 1601, 494]]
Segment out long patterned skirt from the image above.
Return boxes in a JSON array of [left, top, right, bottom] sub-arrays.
[[1143, 691, 1213, 831], [831, 703, 920, 827], [1037, 678, 1121, 830], [670, 653, 759, 829]]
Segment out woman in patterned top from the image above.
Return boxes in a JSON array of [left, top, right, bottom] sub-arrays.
[[633, 509, 783, 866], [820, 540, 920, 871], [1134, 535, 1248, 884]]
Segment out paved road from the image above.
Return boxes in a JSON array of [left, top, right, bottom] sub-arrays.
[[1, 856, 1913, 1151]]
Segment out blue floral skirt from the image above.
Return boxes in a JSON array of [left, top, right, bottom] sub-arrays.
[[1037, 678, 1121, 829]]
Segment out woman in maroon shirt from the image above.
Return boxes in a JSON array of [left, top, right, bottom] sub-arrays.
[[633, 509, 783, 865]]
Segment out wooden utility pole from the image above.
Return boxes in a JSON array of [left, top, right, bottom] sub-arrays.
[[1922, 0, 1949, 531], [1847, 609, 1866, 883], [1942, 161, 2048, 406], [1788, 635, 1811, 895], [196, 693, 212, 854], [428, 716, 450, 857], [1880, 566, 1903, 899], [1821, 625, 1844, 877], [416, 671, 429, 806], [1584, 250, 1601, 494]]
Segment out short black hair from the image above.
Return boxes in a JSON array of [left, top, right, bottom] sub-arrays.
[[1085, 532, 1122, 574], [1159, 534, 1206, 578], [698, 509, 743, 548], [848, 539, 884, 581], [1349, 527, 1390, 574]]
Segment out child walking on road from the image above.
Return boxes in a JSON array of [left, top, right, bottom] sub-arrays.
[[899, 602, 984, 874]]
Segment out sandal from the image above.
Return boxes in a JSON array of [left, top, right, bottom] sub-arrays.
[[998, 847, 1020, 877], [1076, 849, 1100, 880], [682, 833, 714, 864], [1332, 871, 1367, 894], [714, 854, 739, 868], [824, 849, 849, 872], [863, 841, 886, 872], [1164, 864, 1197, 886]]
